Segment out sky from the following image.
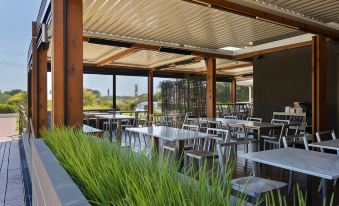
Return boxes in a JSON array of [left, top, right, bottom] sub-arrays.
[[0, 0, 163, 97]]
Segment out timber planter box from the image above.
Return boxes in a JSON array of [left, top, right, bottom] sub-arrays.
[[22, 134, 90, 206]]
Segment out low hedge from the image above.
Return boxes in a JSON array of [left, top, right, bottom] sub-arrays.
[[0, 104, 17, 114]]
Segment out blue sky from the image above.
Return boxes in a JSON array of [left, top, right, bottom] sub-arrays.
[[0, 0, 164, 97], [0, 0, 41, 93]]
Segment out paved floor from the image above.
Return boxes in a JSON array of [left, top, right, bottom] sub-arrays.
[[0, 113, 25, 206]]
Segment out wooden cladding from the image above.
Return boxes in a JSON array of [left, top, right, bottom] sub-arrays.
[[51, 0, 83, 127], [206, 58, 216, 118], [37, 48, 48, 136]]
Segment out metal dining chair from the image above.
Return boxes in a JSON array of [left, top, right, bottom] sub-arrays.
[[247, 117, 262, 123], [162, 124, 199, 156], [184, 128, 229, 171], [216, 140, 285, 204], [262, 119, 290, 150], [224, 115, 237, 120], [282, 135, 310, 194], [315, 130, 337, 191]]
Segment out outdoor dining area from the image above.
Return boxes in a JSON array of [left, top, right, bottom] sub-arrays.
[[79, 103, 339, 204], [25, 0, 339, 205]]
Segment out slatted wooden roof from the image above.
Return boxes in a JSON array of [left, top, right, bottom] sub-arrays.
[[46, 0, 329, 78], [256, 0, 339, 25], [83, 0, 296, 49]]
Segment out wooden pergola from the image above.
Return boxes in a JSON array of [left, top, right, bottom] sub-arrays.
[[27, 0, 339, 139]]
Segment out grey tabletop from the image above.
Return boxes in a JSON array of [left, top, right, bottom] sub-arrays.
[[309, 139, 339, 151], [187, 118, 242, 125], [240, 148, 339, 180], [126, 126, 214, 141], [83, 124, 103, 133], [229, 121, 283, 129], [95, 114, 135, 120]]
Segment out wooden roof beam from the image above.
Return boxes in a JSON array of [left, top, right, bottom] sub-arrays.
[[97, 48, 141, 66], [84, 35, 234, 60], [183, 0, 339, 39], [234, 41, 312, 60]]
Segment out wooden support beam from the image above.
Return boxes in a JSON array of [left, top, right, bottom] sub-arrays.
[[27, 71, 32, 118], [312, 35, 327, 142], [37, 48, 48, 136], [148, 71, 154, 117], [183, 0, 339, 40], [234, 41, 312, 60], [217, 62, 253, 71], [97, 48, 140, 66], [206, 58, 216, 118], [231, 78, 237, 104], [51, 0, 83, 127], [85, 36, 234, 60], [31, 22, 38, 135]]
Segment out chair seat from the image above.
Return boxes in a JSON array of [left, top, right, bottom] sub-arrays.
[[163, 142, 192, 151], [231, 176, 287, 197], [185, 150, 217, 159]]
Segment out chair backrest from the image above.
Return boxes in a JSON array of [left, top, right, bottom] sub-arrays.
[[316, 130, 336, 153], [282, 135, 309, 150], [206, 128, 229, 142], [227, 123, 248, 140], [270, 119, 290, 138], [182, 124, 199, 132], [247, 117, 262, 123], [207, 121, 221, 129], [224, 115, 237, 120]]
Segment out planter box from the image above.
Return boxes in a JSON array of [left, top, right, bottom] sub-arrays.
[[22, 134, 90, 206]]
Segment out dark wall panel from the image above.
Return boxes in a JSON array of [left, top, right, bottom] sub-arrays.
[[253, 47, 312, 122]]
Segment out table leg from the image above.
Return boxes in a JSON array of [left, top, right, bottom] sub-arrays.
[[117, 119, 122, 143], [152, 135, 159, 155], [252, 161, 259, 177], [176, 140, 185, 170], [321, 178, 328, 203], [108, 118, 112, 142], [96, 117, 99, 129], [257, 128, 261, 151]]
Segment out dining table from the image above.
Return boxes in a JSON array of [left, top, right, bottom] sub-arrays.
[[95, 114, 135, 141], [126, 126, 215, 169], [240, 148, 339, 202]]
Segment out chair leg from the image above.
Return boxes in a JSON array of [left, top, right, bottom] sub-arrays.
[[318, 179, 324, 192]]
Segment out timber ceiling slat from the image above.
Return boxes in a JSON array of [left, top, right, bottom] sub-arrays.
[[83, 0, 295, 49], [258, 0, 339, 24]]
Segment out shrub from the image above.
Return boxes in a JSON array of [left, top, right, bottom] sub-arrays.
[[43, 128, 245, 206], [0, 104, 17, 114], [43, 128, 326, 206]]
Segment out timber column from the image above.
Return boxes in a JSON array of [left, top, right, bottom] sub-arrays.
[[51, 0, 83, 127]]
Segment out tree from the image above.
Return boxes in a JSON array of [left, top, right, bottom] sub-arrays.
[[216, 82, 231, 103], [6, 92, 27, 106], [5, 89, 23, 96], [83, 89, 98, 106]]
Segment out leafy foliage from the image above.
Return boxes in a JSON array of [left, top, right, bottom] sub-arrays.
[[0, 104, 17, 113], [6, 91, 27, 106]]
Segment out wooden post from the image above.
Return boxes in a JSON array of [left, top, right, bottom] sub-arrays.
[[312, 35, 327, 142], [37, 48, 48, 136], [51, 0, 83, 127], [148, 71, 154, 116], [231, 78, 237, 104], [27, 71, 32, 118], [113, 75, 116, 110], [206, 58, 216, 118], [31, 22, 38, 134]]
